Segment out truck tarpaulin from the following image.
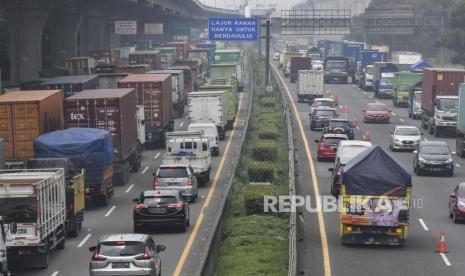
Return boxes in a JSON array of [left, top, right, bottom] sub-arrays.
[[341, 146, 412, 196]]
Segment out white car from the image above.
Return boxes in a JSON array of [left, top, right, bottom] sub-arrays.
[[312, 60, 324, 71], [188, 123, 220, 156], [310, 97, 335, 114], [389, 125, 422, 151]]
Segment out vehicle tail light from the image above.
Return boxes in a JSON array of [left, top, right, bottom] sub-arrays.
[[135, 248, 151, 260], [135, 204, 148, 210], [91, 251, 107, 261], [336, 170, 341, 177], [168, 203, 183, 210], [188, 176, 193, 187], [320, 143, 331, 150], [153, 177, 159, 189]]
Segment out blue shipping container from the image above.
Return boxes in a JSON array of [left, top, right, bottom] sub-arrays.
[[360, 50, 388, 71], [197, 43, 216, 65], [342, 42, 365, 62]]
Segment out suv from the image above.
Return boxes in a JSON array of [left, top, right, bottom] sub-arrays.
[[188, 123, 220, 156], [154, 165, 198, 202], [310, 108, 337, 130], [323, 118, 354, 140], [413, 141, 454, 177], [89, 233, 165, 276]]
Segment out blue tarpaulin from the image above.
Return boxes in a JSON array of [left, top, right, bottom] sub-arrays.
[[410, 59, 432, 72], [341, 146, 412, 196]]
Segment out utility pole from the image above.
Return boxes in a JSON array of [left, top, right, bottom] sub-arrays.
[[258, 17, 262, 57], [265, 19, 271, 87]]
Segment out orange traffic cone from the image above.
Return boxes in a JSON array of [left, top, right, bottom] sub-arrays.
[[363, 129, 371, 141], [352, 118, 359, 128], [343, 104, 350, 113], [335, 95, 340, 104], [436, 231, 449, 253]]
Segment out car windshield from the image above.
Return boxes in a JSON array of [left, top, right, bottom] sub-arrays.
[[414, 92, 422, 103], [395, 128, 419, 136], [329, 120, 350, 128], [158, 167, 188, 178], [458, 186, 465, 198], [324, 138, 346, 145], [366, 67, 374, 75], [99, 241, 145, 257], [437, 98, 458, 111], [142, 196, 178, 205], [367, 104, 387, 111], [314, 101, 333, 107], [0, 197, 37, 223], [420, 145, 450, 155], [314, 110, 335, 117], [398, 84, 411, 91], [326, 60, 346, 69], [380, 77, 393, 86]]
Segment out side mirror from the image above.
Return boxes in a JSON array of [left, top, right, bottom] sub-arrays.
[[89, 246, 97, 252], [389, 131, 393, 134], [328, 168, 334, 172], [420, 132, 424, 135], [362, 109, 366, 112], [132, 198, 139, 204], [450, 193, 456, 199], [413, 151, 418, 154], [157, 245, 166, 253], [314, 139, 320, 143], [152, 172, 156, 177]]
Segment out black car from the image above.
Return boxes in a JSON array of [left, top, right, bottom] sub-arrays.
[[133, 190, 190, 233], [323, 118, 354, 140], [413, 141, 454, 177], [310, 108, 337, 130]]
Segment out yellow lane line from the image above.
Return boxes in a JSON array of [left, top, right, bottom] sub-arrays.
[[173, 93, 245, 276], [271, 64, 332, 276]]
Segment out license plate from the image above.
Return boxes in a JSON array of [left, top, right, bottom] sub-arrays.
[[168, 182, 179, 186], [149, 207, 167, 214], [112, 262, 130, 268]]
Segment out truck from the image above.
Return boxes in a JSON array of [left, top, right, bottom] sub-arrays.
[[34, 128, 114, 206], [0, 169, 67, 268], [340, 146, 411, 246], [64, 88, 142, 186], [214, 49, 241, 64], [148, 70, 186, 118], [40, 75, 99, 99], [358, 50, 388, 89], [65, 57, 95, 75], [392, 72, 422, 107], [373, 62, 411, 98], [281, 52, 301, 77], [307, 46, 322, 60], [408, 81, 423, 119], [187, 49, 210, 79], [128, 50, 162, 70], [391, 51, 422, 65], [27, 158, 85, 237], [156, 47, 177, 69], [188, 91, 228, 140], [162, 131, 212, 185], [198, 84, 238, 129], [456, 84, 465, 157], [0, 217, 7, 275], [172, 60, 202, 90], [323, 57, 349, 84], [167, 41, 189, 61], [290, 57, 312, 83], [96, 73, 129, 89], [0, 90, 64, 166], [421, 68, 465, 137], [196, 43, 216, 66], [297, 70, 324, 103], [118, 74, 174, 148]]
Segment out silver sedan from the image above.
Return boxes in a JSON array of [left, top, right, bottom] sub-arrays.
[[389, 125, 423, 151]]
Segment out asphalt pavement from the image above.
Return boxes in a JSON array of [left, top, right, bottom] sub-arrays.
[[273, 63, 465, 276]]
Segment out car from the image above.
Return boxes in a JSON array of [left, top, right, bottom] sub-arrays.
[[363, 102, 390, 123], [315, 133, 348, 161], [449, 183, 465, 223], [188, 123, 220, 156], [329, 140, 373, 196], [154, 165, 198, 202], [323, 118, 355, 140], [413, 141, 455, 177], [309, 97, 335, 112], [389, 126, 422, 151], [133, 190, 190, 232], [88, 233, 165, 276], [273, 52, 280, 61], [310, 108, 337, 130]]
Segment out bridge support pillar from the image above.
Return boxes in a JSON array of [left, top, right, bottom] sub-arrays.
[[80, 16, 109, 54], [50, 13, 83, 70]]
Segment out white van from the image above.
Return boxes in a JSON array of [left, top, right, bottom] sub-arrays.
[[188, 123, 220, 156]]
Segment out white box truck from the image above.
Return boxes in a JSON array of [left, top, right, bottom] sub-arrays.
[[188, 91, 228, 140], [0, 169, 66, 269], [297, 70, 324, 103]]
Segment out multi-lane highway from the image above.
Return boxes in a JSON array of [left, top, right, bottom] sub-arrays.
[[272, 63, 465, 276]]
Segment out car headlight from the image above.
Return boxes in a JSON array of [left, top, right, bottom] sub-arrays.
[[436, 113, 443, 120], [418, 157, 427, 163], [446, 157, 453, 163], [458, 201, 465, 208], [393, 138, 400, 142]]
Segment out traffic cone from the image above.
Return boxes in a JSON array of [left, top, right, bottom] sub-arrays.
[[436, 231, 449, 253], [363, 129, 371, 141], [335, 95, 340, 104], [326, 90, 332, 96], [343, 104, 350, 113], [352, 118, 358, 128]]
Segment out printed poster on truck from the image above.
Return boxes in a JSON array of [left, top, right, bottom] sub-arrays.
[[115, 21, 137, 35]]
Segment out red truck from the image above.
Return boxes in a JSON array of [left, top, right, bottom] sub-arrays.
[[290, 57, 312, 83], [65, 88, 143, 185], [168, 41, 189, 61]]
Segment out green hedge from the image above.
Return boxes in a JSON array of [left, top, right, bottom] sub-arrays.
[[244, 184, 281, 215], [260, 96, 277, 108], [248, 161, 275, 182], [258, 125, 278, 140], [252, 140, 277, 161]]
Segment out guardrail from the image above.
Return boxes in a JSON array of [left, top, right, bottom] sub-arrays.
[[270, 63, 297, 276]]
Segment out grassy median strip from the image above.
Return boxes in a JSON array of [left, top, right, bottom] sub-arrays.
[[214, 53, 289, 276]]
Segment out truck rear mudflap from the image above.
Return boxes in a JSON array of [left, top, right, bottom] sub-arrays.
[[297, 93, 322, 103], [340, 224, 406, 246]]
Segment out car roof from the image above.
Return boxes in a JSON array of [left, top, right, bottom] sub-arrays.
[[143, 189, 180, 197], [330, 118, 349, 122], [315, 97, 334, 102], [395, 125, 418, 130], [322, 133, 348, 139], [367, 102, 386, 106], [159, 164, 189, 169], [99, 233, 148, 243], [188, 123, 217, 128], [339, 140, 372, 147], [314, 107, 336, 111], [420, 141, 448, 146]]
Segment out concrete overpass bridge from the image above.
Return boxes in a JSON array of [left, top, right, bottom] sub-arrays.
[[1, 0, 241, 84]]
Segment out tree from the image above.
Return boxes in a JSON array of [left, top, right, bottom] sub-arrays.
[[440, 0, 465, 64]]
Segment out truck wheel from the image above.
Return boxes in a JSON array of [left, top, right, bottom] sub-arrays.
[[434, 128, 439, 137], [37, 243, 50, 269], [57, 230, 66, 250], [67, 217, 79, 238], [429, 124, 434, 135], [98, 194, 108, 207]]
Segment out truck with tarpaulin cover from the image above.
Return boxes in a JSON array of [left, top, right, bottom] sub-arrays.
[[340, 146, 412, 246], [373, 62, 412, 98], [198, 84, 238, 129], [392, 72, 422, 107], [34, 128, 114, 207]]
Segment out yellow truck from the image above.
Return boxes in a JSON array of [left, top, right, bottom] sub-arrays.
[[339, 146, 412, 246]]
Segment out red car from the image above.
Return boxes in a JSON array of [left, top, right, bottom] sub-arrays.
[[315, 133, 348, 161], [449, 183, 465, 223], [363, 102, 390, 123]]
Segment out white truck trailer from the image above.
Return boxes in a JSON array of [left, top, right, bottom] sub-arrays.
[[188, 91, 228, 140], [297, 70, 324, 103]]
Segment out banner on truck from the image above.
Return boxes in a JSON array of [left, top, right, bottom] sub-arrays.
[[208, 17, 259, 41], [144, 23, 163, 35], [115, 21, 137, 35]]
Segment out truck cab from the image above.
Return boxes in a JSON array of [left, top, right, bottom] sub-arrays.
[[361, 65, 374, 91], [408, 89, 422, 119], [323, 57, 349, 84], [376, 72, 394, 98], [430, 96, 458, 136]]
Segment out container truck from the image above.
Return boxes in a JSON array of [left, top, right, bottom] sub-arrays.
[[0, 169, 67, 268], [148, 70, 186, 118], [0, 90, 64, 167], [187, 49, 210, 78], [214, 49, 241, 64], [172, 60, 201, 89], [340, 146, 411, 246], [115, 64, 150, 75], [118, 74, 174, 148], [307, 47, 322, 60], [358, 50, 388, 89], [167, 41, 189, 61], [65, 57, 95, 75], [297, 70, 324, 103], [198, 84, 237, 129], [281, 52, 302, 77], [290, 57, 312, 83], [0, 217, 7, 275], [196, 43, 216, 65], [64, 89, 142, 185], [89, 49, 116, 65], [392, 72, 422, 107], [456, 83, 465, 157], [373, 63, 411, 98], [34, 128, 114, 206], [421, 68, 465, 137], [408, 81, 423, 119], [128, 50, 161, 70], [40, 75, 99, 99], [96, 73, 129, 89], [391, 51, 422, 65], [170, 65, 193, 93], [324, 57, 349, 84], [188, 91, 228, 140], [156, 47, 177, 69], [209, 64, 238, 86]]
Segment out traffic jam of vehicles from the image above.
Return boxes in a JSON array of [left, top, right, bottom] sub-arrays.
[[0, 34, 245, 275], [274, 37, 465, 250]]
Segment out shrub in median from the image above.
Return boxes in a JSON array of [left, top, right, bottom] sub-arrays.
[[252, 140, 277, 161], [244, 184, 280, 215], [260, 96, 277, 108], [258, 125, 278, 140], [248, 161, 275, 182]]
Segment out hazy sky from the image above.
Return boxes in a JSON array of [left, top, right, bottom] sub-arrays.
[[201, 0, 302, 11]]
